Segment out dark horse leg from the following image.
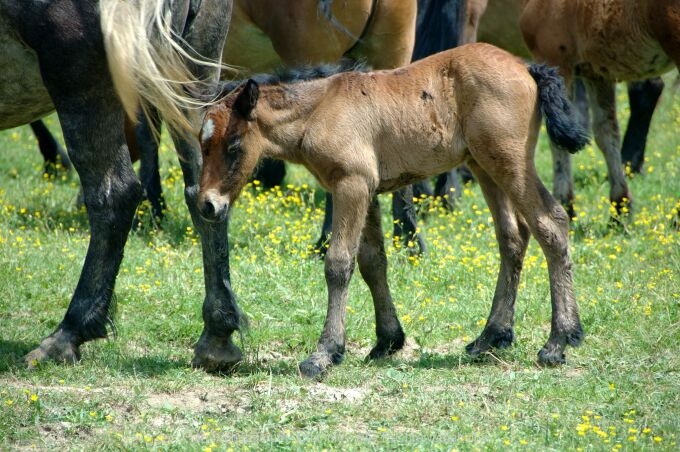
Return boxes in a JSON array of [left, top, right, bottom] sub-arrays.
[[22, 1, 143, 364], [584, 77, 631, 216], [359, 197, 405, 360], [30, 119, 71, 176], [23, 0, 238, 369], [622, 77, 664, 174], [464, 159, 582, 365], [392, 186, 426, 254], [178, 1, 243, 372], [251, 157, 286, 189], [132, 109, 167, 223]]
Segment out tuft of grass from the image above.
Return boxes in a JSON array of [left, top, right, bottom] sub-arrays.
[[1, 77, 679, 450]]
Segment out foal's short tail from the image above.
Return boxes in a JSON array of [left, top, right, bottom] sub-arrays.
[[100, 0, 224, 135], [529, 64, 590, 154]]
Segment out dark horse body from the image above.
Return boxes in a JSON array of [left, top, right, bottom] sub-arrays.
[[198, 43, 588, 377], [1, 0, 243, 371]]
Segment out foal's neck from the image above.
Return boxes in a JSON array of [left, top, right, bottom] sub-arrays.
[[256, 80, 330, 162]]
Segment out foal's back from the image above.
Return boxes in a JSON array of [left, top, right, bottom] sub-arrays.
[[304, 43, 538, 193]]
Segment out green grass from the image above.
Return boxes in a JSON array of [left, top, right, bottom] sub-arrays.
[[1, 76, 679, 450]]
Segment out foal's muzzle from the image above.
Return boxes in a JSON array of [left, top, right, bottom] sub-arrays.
[[197, 190, 229, 222]]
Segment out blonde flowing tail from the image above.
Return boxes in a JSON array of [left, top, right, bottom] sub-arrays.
[[100, 0, 221, 135]]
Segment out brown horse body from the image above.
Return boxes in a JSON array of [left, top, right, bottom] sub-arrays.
[[197, 43, 587, 377], [225, 0, 416, 72], [520, 0, 680, 215]]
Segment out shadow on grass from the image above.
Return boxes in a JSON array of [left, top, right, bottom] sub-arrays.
[[369, 352, 503, 371], [0, 340, 35, 372]]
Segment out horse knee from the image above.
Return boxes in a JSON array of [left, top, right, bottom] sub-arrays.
[[535, 206, 570, 256], [325, 253, 355, 288], [82, 174, 143, 222], [498, 231, 527, 269]]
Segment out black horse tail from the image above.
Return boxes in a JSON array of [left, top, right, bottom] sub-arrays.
[[528, 64, 590, 154]]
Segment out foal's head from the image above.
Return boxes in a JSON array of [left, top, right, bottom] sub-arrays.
[[197, 80, 262, 222]]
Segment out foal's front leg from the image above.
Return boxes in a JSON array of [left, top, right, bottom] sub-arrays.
[[299, 178, 371, 378]]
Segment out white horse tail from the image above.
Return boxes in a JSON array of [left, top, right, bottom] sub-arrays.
[[100, 0, 221, 135]]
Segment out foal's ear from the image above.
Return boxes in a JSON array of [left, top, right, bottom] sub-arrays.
[[235, 79, 259, 120]]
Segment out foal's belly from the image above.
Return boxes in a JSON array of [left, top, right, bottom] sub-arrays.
[[376, 139, 466, 194], [0, 21, 54, 130]]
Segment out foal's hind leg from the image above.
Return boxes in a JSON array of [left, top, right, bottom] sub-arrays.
[[499, 170, 582, 364], [585, 77, 631, 217], [358, 197, 405, 360], [464, 163, 530, 357], [466, 146, 583, 364]]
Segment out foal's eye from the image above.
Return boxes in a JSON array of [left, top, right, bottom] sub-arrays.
[[226, 136, 242, 154]]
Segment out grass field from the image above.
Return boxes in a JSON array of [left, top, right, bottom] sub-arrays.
[[1, 76, 679, 450]]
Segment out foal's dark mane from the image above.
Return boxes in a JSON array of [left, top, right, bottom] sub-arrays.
[[214, 59, 369, 99]]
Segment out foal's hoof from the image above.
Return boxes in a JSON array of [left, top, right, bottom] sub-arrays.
[[25, 334, 80, 368], [299, 351, 336, 379], [368, 329, 406, 360], [192, 335, 243, 373], [465, 327, 514, 357]]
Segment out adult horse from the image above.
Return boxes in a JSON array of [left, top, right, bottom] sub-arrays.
[[197, 43, 588, 377], [474, 0, 664, 193], [519, 0, 678, 217], [1, 0, 241, 371]]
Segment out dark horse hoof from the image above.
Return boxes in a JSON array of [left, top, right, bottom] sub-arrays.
[[299, 350, 341, 379], [25, 332, 81, 368], [192, 334, 243, 373], [537, 344, 566, 366], [368, 329, 406, 360], [537, 326, 584, 366], [465, 327, 514, 357]]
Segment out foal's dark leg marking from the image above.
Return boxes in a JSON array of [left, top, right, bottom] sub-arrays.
[[584, 77, 631, 217], [464, 164, 529, 358], [358, 197, 405, 360], [622, 77, 664, 174], [523, 184, 583, 364]]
